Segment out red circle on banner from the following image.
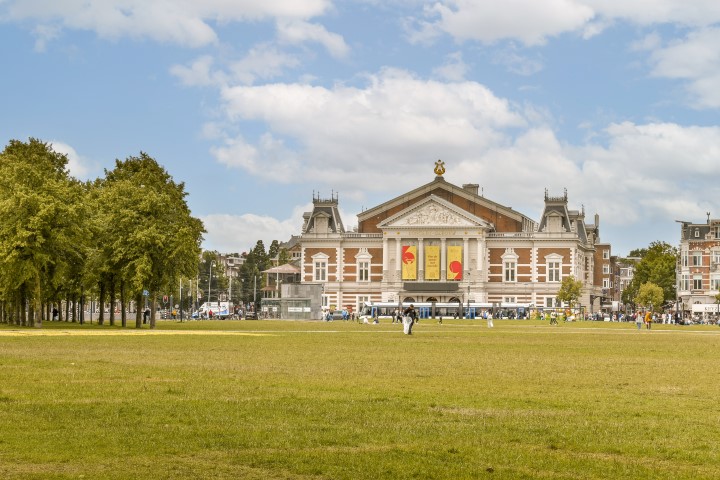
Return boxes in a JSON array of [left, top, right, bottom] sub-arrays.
[[402, 251, 415, 264], [449, 261, 462, 279]]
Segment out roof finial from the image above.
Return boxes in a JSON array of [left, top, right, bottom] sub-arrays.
[[434, 159, 446, 177]]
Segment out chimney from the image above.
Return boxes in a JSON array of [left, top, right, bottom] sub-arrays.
[[462, 184, 479, 195]]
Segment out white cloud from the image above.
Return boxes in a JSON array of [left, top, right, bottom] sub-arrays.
[[228, 44, 301, 85], [492, 46, 544, 76], [413, 1, 720, 46], [201, 204, 310, 253], [584, 0, 720, 27], [49, 141, 94, 179], [170, 55, 227, 87], [420, 0, 595, 46], [567, 121, 720, 225], [276, 19, 349, 58], [647, 28, 720, 108], [211, 133, 301, 181], [171, 46, 301, 88], [31, 24, 60, 52], [215, 68, 526, 190], [3, 0, 333, 48], [432, 51, 468, 81]]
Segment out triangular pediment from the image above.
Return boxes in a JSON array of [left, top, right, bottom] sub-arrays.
[[378, 195, 494, 229]]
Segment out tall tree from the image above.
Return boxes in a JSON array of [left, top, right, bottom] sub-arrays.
[[268, 240, 280, 262], [622, 241, 677, 307], [635, 282, 664, 312], [100, 153, 204, 328], [556, 276, 583, 309], [0, 138, 86, 327]]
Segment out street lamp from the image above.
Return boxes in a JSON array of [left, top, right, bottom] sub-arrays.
[[208, 261, 216, 306], [466, 270, 471, 319]]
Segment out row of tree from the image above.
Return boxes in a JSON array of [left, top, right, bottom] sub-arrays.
[[0, 138, 205, 328]]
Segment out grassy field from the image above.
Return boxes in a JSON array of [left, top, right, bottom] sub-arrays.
[[1, 319, 719, 479]]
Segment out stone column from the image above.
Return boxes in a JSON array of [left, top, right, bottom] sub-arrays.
[[396, 237, 402, 282], [383, 236, 389, 278], [441, 238, 447, 281], [418, 237, 425, 281]]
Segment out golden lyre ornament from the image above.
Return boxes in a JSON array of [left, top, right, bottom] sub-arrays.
[[434, 159, 446, 176]]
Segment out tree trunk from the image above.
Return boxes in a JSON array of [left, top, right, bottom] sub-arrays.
[[135, 293, 142, 328], [109, 278, 116, 326], [120, 281, 127, 328], [98, 282, 105, 326], [33, 274, 42, 328], [150, 295, 157, 329]]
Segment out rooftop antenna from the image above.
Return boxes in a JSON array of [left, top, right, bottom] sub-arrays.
[[707, 212, 711, 224]]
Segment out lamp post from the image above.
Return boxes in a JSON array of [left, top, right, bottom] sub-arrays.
[[208, 261, 216, 306], [466, 270, 471, 319]]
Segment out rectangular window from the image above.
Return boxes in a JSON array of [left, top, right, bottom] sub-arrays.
[[545, 297, 555, 308], [547, 261, 560, 282], [357, 295, 370, 314], [603, 279, 610, 288], [603, 250, 609, 259], [715, 227, 720, 239], [692, 251, 702, 266], [603, 265, 610, 274], [358, 261, 369, 282], [314, 260, 327, 282], [682, 250, 688, 267], [503, 261, 516, 282], [711, 277, 720, 291], [503, 297, 516, 303], [713, 252, 720, 265], [693, 274, 703, 290], [680, 274, 690, 291]]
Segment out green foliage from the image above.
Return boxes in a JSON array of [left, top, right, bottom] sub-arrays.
[[623, 241, 677, 306], [556, 276, 583, 307], [0, 140, 204, 328], [0, 138, 87, 325], [635, 282, 664, 311], [278, 247, 291, 265]]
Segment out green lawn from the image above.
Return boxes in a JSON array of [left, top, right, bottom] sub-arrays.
[[1, 319, 719, 479]]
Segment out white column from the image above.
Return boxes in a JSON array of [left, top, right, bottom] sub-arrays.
[[383, 236, 389, 276], [476, 238, 483, 273], [463, 237, 469, 280], [396, 237, 402, 281], [441, 238, 447, 281], [336, 246, 343, 281], [418, 238, 424, 281]]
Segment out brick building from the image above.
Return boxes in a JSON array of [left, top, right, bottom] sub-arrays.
[[677, 217, 720, 320], [296, 162, 610, 317]]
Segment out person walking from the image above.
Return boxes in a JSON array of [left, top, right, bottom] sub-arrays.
[[645, 310, 652, 330], [403, 304, 417, 335], [485, 309, 493, 328], [635, 312, 643, 330]]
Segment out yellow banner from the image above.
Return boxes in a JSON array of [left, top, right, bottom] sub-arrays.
[[447, 245, 463, 280], [402, 245, 417, 280], [425, 245, 440, 280]]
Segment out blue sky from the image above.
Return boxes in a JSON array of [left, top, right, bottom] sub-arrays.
[[2, 1, 720, 257]]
